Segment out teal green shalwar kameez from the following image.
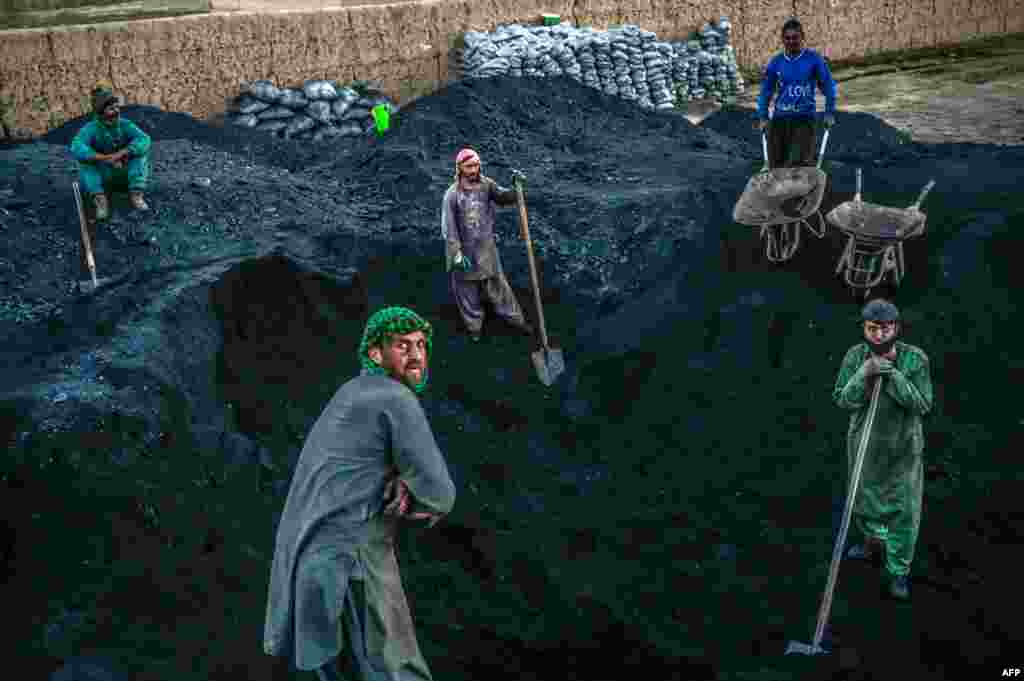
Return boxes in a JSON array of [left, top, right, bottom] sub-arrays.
[[833, 340, 934, 577], [69, 115, 151, 194]]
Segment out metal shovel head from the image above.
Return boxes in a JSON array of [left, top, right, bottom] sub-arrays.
[[531, 346, 565, 386], [78, 277, 112, 291], [785, 640, 830, 656]]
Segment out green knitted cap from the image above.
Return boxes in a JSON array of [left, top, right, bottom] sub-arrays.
[[358, 306, 433, 393]]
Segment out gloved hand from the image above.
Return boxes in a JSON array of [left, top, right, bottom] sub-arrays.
[[511, 170, 527, 188], [453, 252, 473, 272], [823, 114, 836, 129]]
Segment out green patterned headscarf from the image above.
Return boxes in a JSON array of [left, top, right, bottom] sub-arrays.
[[358, 306, 434, 394]]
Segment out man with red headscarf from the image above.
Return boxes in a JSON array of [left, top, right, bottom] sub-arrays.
[[441, 148, 534, 342]]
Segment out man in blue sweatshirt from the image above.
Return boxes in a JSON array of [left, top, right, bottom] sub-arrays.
[[755, 19, 837, 169]]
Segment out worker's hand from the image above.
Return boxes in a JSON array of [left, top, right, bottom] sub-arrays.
[[823, 114, 836, 129], [754, 119, 768, 131], [407, 511, 442, 528], [862, 356, 894, 376], [383, 478, 411, 517], [511, 170, 527, 187]]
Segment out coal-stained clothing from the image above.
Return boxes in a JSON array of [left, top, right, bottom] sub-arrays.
[[441, 178, 528, 332], [315, 577, 433, 681], [767, 117, 817, 168], [449, 269, 526, 334], [833, 340, 933, 576], [70, 116, 151, 192], [263, 372, 456, 674], [441, 177, 516, 280]]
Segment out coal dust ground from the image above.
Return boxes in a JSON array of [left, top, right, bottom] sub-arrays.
[[2, 75, 1023, 681]]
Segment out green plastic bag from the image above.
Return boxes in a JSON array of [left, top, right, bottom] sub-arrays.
[[371, 104, 390, 136]]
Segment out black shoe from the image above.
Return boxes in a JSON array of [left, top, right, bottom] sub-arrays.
[[888, 574, 910, 600], [517, 322, 535, 337]]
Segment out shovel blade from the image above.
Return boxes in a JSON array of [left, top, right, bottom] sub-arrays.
[[785, 640, 829, 656], [531, 347, 565, 386]]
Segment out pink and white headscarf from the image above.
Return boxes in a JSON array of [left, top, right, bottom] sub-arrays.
[[456, 148, 480, 167]]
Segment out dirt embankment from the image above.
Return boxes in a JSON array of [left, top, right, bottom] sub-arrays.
[[1, 0, 1022, 137]]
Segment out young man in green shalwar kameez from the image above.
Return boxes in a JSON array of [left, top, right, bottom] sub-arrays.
[[264, 306, 456, 680], [833, 299, 933, 601]]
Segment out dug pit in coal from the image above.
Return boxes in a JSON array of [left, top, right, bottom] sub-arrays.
[[2, 73, 1022, 681]]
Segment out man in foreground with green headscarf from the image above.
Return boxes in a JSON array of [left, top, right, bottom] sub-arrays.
[[833, 299, 933, 601], [264, 306, 456, 680], [69, 84, 152, 222]]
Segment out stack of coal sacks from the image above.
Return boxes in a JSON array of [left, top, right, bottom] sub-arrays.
[[459, 18, 745, 109], [226, 79, 397, 143], [671, 17, 745, 103]]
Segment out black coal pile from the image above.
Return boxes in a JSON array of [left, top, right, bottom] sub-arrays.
[[3, 73, 1023, 681]]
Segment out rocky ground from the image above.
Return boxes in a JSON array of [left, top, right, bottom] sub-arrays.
[[1, 64, 1022, 681]]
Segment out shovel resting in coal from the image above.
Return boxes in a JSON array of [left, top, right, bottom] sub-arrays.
[[786, 375, 884, 656], [513, 173, 564, 386]]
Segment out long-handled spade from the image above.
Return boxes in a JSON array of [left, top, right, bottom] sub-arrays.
[[73, 181, 102, 291], [786, 375, 884, 656], [512, 171, 564, 386]]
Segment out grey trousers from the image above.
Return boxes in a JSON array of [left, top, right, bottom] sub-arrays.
[[449, 271, 526, 334], [314, 580, 433, 681]]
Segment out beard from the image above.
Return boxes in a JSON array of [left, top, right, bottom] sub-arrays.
[[390, 362, 427, 390], [867, 336, 897, 355]]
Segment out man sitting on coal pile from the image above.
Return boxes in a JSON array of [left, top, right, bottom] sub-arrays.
[[755, 18, 837, 169], [69, 84, 152, 221]]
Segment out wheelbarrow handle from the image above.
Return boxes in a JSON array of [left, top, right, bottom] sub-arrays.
[[910, 179, 936, 210], [815, 128, 830, 169], [855, 168, 862, 202], [761, 131, 769, 164]]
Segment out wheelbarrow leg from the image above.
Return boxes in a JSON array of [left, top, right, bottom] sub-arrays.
[[835, 235, 854, 276]]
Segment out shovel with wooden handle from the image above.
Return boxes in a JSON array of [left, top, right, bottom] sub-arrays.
[[786, 374, 884, 656], [73, 181, 101, 290], [512, 172, 564, 386]]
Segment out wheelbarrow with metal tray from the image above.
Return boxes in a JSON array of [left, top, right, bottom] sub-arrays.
[[827, 168, 936, 298], [732, 129, 832, 263], [732, 129, 831, 263]]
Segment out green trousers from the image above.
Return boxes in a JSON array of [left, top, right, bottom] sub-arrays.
[[315, 579, 433, 681], [77, 154, 150, 194]]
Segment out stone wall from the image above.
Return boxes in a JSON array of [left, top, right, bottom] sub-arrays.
[[1, 0, 1022, 137]]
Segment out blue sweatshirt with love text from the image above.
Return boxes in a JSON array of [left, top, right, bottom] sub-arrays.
[[757, 49, 837, 120]]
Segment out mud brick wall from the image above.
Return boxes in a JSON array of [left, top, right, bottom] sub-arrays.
[[1, 0, 1022, 136]]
